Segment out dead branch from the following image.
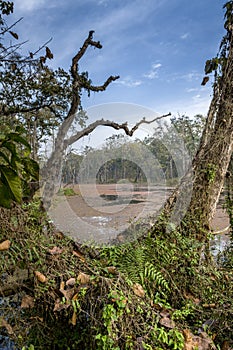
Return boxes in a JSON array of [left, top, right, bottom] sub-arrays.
[[85, 75, 120, 92], [0, 17, 23, 36], [65, 113, 171, 148]]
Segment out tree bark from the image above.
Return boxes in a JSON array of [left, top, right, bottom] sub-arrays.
[[164, 23, 233, 240]]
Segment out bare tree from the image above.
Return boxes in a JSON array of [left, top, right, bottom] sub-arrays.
[[41, 30, 171, 208]]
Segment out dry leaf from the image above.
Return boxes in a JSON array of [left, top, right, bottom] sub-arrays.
[[34, 271, 47, 283], [66, 278, 76, 287], [221, 340, 230, 350], [202, 303, 216, 308], [133, 283, 145, 298], [53, 298, 70, 312], [60, 281, 65, 290], [48, 246, 63, 255], [160, 309, 170, 318], [45, 46, 54, 59], [159, 316, 175, 329], [21, 295, 35, 309], [9, 31, 19, 39], [183, 329, 216, 350], [59, 279, 75, 300], [183, 291, 200, 305], [0, 240, 11, 251], [183, 329, 199, 350], [70, 311, 77, 326], [201, 76, 209, 86], [0, 317, 14, 335], [107, 266, 117, 274], [54, 231, 64, 239], [77, 272, 90, 285], [193, 332, 216, 350], [73, 250, 86, 262], [72, 293, 79, 301]]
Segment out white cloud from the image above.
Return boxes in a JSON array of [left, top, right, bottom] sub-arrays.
[[144, 63, 162, 79], [181, 72, 202, 82], [116, 76, 142, 87], [14, 0, 46, 12], [180, 32, 189, 40], [98, 0, 109, 5], [186, 88, 199, 93]]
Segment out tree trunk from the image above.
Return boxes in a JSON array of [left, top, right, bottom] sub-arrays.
[[164, 23, 233, 240]]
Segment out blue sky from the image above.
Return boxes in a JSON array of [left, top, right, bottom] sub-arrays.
[[11, 0, 226, 118]]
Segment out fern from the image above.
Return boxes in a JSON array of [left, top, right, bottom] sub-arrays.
[[117, 244, 170, 298], [144, 262, 170, 292]]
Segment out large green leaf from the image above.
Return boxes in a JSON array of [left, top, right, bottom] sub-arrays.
[[0, 181, 12, 208], [21, 157, 39, 180], [8, 132, 31, 151], [0, 165, 22, 202], [0, 150, 11, 164]]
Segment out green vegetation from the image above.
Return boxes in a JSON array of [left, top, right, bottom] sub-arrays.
[[0, 201, 232, 349]]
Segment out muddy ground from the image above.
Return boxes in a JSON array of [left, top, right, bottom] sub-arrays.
[[49, 184, 230, 246]]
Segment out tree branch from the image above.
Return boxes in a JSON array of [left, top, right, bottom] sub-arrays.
[[87, 75, 120, 92], [71, 30, 101, 82], [0, 17, 23, 35], [64, 113, 171, 148]]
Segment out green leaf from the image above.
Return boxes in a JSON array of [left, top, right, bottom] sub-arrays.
[[8, 132, 31, 151], [0, 165, 22, 202], [0, 181, 13, 208], [1, 140, 17, 156], [0, 151, 11, 165], [21, 157, 39, 180]]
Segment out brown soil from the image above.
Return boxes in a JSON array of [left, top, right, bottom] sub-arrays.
[[49, 184, 230, 244]]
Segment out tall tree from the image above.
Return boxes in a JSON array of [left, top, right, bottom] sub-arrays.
[[164, 1, 233, 240]]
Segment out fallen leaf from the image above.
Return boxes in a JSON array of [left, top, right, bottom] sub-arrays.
[[66, 278, 76, 287], [72, 293, 79, 301], [0, 317, 14, 335], [107, 266, 117, 274], [21, 295, 35, 309], [59, 288, 75, 301], [73, 250, 86, 262], [48, 246, 63, 255], [183, 291, 200, 305], [60, 281, 65, 290], [183, 329, 199, 350], [77, 272, 90, 285], [0, 240, 11, 251], [202, 303, 216, 308], [54, 231, 64, 239], [70, 311, 77, 326], [34, 271, 47, 283], [193, 332, 216, 350], [221, 340, 230, 350], [160, 309, 170, 318], [133, 283, 145, 298], [53, 298, 70, 312], [159, 316, 175, 329], [183, 329, 216, 350]]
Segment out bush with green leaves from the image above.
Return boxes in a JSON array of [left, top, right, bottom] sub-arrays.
[[0, 126, 39, 207]]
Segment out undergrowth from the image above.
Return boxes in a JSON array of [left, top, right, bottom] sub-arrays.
[[0, 200, 232, 349]]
